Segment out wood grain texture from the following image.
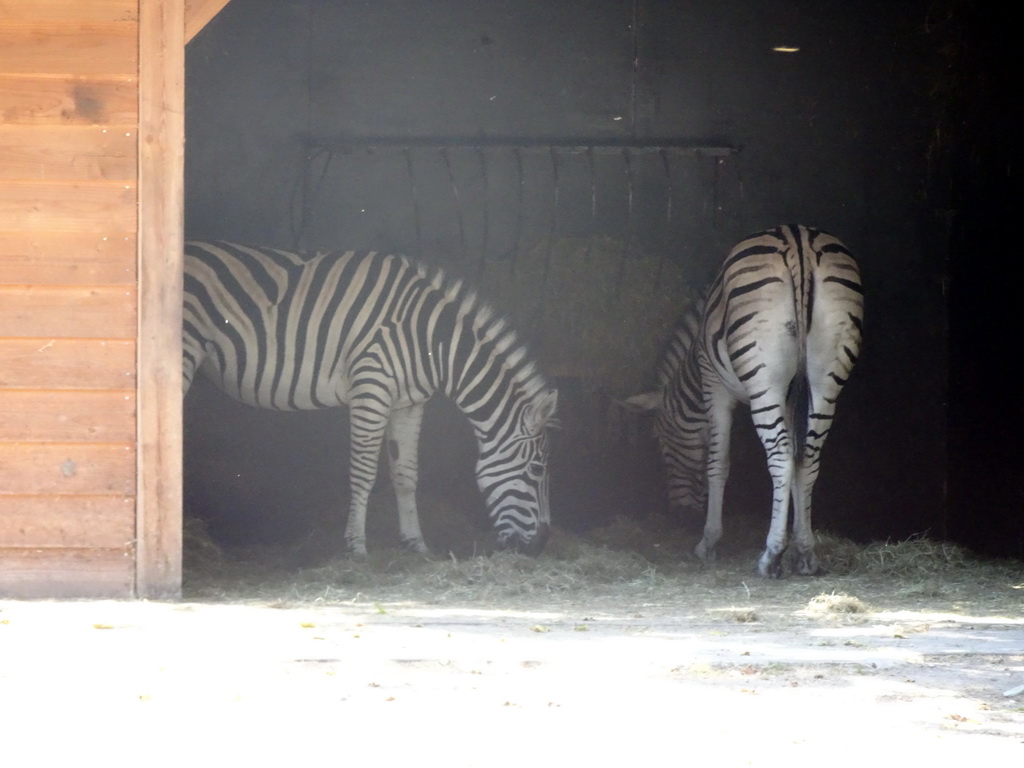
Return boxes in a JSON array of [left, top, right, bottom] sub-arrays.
[[0, 75, 137, 125], [0, 232, 135, 285], [0, 285, 137, 339], [0, 0, 145, 601], [0, 125, 136, 181], [0, 390, 135, 442], [0, 1, 137, 23], [0, 339, 135, 390], [0, 442, 134, 495], [186, 0, 234, 43], [0, 547, 134, 599], [0, 23, 138, 76], [137, 0, 185, 598], [0, 495, 134, 548], [0, 181, 136, 232]]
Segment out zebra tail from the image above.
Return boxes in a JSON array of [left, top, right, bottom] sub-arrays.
[[786, 364, 810, 463]]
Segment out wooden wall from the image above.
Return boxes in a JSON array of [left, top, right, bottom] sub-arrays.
[[0, 1, 140, 597]]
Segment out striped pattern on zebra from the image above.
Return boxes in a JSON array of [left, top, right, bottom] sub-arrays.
[[628, 225, 863, 578], [183, 241, 558, 557]]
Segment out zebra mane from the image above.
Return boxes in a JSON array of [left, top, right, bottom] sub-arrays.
[[655, 286, 707, 389], [413, 255, 550, 399]]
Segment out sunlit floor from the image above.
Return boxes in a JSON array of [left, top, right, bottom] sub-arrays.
[[2, 598, 1022, 765]]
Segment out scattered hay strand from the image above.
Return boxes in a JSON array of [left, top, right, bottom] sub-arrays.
[[814, 531, 976, 578], [183, 506, 1019, 614], [182, 516, 223, 571], [806, 592, 870, 615]]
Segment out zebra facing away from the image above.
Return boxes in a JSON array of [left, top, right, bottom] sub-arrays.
[[183, 241, 558, 557], [628, 225, 863, 578]]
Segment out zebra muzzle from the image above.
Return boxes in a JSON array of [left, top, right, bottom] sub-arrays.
[[511, 522, 550, 556]]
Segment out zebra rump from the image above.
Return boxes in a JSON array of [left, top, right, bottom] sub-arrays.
[[628, 225, 863, 578], [183, 241, 558, 557]]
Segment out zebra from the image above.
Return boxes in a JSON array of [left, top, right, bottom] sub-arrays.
[[627, 225, 863, 578], [183, 241, 558, 557]]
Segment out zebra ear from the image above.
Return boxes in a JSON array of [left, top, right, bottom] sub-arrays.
[[526, 389, 558, 433], [620, 391, 661, 413]]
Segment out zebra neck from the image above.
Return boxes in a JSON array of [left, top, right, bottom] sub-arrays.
[[439, 338, 541, 439]]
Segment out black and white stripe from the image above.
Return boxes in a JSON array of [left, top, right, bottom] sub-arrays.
[[183, 241, 557, 556], [629, 225, 863, 577]]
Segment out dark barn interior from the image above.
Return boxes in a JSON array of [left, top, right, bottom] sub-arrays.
[[182, 1, 1020, 561]]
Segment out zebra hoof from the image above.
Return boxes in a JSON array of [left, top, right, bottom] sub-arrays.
[[401, 536, 430, 555], [758, 550, 785, 579], [694, 539, 716, 563], [346, 539, 369, 560], [795, 553, 826, 577]]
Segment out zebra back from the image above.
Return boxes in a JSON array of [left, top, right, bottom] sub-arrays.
[[184, 242, 550, 409], [700, 224, 863, 406]]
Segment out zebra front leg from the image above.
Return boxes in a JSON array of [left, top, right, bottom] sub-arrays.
[[696, 387, 734, 563], [386, 403, 429, 554], [345, 400, 391, 558]]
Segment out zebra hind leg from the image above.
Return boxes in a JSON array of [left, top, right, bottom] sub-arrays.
[[386, 404, 429, 555], [756, 439, 798, 579], [345, 399, 393, 558]]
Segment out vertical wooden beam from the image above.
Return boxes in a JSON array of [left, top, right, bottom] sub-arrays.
[[185, 0, 233, 43], [137, 0, 184, 598]]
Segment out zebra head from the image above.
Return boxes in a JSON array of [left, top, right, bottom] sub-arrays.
[[653, 402, 709, 517], [623, 389, 709, 517], [476, 388, 558, 555]]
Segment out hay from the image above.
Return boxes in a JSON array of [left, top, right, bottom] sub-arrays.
[[814, 531, 976, 578], [183, 506, 1020, 620], [806, 592, 870, 615], [182, 516, 223, 571], [582, 512, 694, 563], [182, 518, 673, 606], [856, 535, 970, 576], [478, 236, 695, 391]]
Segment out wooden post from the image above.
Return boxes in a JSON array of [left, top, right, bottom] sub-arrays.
[[186, 0, 234, 43], [136, 0, 185, 598]]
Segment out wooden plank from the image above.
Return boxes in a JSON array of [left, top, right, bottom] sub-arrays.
[[138, 0, 185, 599], [0, 443, 134, 496], [0, 390, 135, 443], [0, 232, 135, 285], [0, 125, 136, 181], [0, 1, 137, 23], [0, 75, 136, 126], [0, 181, 136, 232], [0, 339, 134, 390], [0, 495, 134, 549], [0, 285, 137, 339], [0, 547, 134, 599], [186, 0, 233, 43], [0, 23, 138, 77]]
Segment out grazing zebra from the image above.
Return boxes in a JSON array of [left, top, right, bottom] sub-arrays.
[[628, 225, 863, 577], [183, 241, 558, 557]]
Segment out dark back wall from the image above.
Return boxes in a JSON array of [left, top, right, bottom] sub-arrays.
[[183, 0, 1016, 558]]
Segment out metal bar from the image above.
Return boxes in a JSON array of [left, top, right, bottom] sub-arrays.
[[613, 147, 635, 304], [543, 146, 559, 288], [403, 147, 423, 259], [292, 146, 333, 252], [476, 146, 489, 279], [510, 147, 524, 276], [655, 147, 673, 286], [584, 146, 596, 264], [441, 147, 468, 265]]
